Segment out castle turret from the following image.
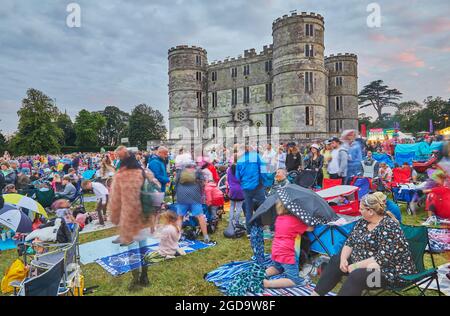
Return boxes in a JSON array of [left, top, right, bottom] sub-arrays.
[[272, 12, 328, 141], [325, 53, 358, 133], [168, 45, 208, 141]]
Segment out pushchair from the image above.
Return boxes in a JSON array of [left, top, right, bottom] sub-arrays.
[[316, 185, 361, 217], [292, 170, 318, 189], [168, 204, 219, 240]]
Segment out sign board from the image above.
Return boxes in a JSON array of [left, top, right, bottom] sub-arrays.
[[368, 128, 384, 141], [121, 138, 129, 144]]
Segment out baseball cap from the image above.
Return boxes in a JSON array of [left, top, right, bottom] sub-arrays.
[[330, 137, 341, 143]]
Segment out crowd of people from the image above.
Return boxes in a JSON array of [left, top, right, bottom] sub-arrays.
[[1, 129, 449, 295]]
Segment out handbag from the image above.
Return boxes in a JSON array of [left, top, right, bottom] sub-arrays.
[[140, 169, 163, 217]]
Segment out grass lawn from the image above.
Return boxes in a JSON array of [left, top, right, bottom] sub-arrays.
[[0, 196, 448, 296]]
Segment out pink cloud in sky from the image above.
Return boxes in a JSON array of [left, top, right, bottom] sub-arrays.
[[422, 17, 450, 33], [394, 51, 425, 68], [368, 33, 400, 43]]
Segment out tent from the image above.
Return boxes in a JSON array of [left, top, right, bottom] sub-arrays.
[[394, 142, 443, 163]]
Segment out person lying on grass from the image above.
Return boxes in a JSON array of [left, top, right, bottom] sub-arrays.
[[263, 200, 314, 288]]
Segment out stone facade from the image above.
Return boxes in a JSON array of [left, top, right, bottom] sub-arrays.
[[168, 11, 358, 146]]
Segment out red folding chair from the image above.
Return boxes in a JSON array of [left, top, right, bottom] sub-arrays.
[[322, 178, 343, 189]]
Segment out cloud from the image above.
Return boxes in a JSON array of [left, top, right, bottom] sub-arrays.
[[393, 51, 425, 68]]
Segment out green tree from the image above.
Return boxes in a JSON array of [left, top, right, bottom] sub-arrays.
[[411, 97, 450, 133], [358, 113, 374, 129], [98, 106, 130, 147], [56, 112, 76, 146], [129, 104, 167, 149], [74, 110, 107, 148], [14, 88, 63, 154], [0, 131, 6, 154], [395, 101, 423, 132], [359, 80, 402, 121]]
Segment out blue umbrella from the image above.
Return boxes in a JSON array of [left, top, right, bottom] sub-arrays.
[[82, 170, 96, 180], [0, 204, 33, 233]]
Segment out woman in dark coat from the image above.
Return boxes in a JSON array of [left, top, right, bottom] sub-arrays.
[[305, 144, 324, 187], [285, 145, 302, 172]]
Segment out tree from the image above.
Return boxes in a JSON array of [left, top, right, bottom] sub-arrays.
[[395, 101, 423, 132], [358, 80, 402, 121], [358, 113, 374, 129], [74, 110, 107, 148], [411, 97, 450, 133], [0, 131, 6, 154], [14, 88, 63, 154], [56, 112, 76, 146], [98, 106, 130, 147], [129, 104, 167, 149]]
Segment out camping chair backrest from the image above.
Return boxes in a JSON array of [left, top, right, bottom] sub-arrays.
[[23, 258, 64, 296], [400, 225, 428, 274], [393, 168, 412, 184], [394, 152, 415, 166], [322, 178, 342, 189], [351, 177, 371, 199], [294, 170, 317, 188]]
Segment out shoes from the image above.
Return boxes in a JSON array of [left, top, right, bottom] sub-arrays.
[[120, 241, 134, 247], [112, 237, 121, 244]]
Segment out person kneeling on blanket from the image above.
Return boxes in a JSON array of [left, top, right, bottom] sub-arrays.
[[264, 201, 314, 288], [311, 193, 416, 296]]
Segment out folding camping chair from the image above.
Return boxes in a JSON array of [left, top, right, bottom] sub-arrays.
[[11, 258, 64, 296], [69, 180, 85, 210], [366, 225, 442, 296], [294, 170, 318, 189], [322, 178, 342, 189]]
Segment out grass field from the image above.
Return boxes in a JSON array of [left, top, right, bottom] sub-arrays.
[[0, 197, 448, 296]]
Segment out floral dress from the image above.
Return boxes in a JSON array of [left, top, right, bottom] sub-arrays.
[[345, 216, 417, 286]]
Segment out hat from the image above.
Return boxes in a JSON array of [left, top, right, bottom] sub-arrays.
[[330, 137, 341, 143], [341, 129, 357, 140], [310, 144, 321, 151]]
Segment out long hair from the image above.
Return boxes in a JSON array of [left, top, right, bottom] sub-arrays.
[[120, 153, 141, 170]]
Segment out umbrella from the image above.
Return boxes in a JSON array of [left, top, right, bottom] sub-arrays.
[[82, 170, 96, 180], [249, 183, 339, 226], [0, 204, 33, 233], [3, 194, 48, 218]]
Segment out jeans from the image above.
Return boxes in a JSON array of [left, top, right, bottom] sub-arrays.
[[315, 255, 388, 296], [243, 186, 266, 233], [229, 200, 244, 225], [270, 260, 304, 285]]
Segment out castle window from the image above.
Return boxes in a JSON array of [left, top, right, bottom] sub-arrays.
[[243, 65, 250, 76], [196, 55, 202, 66], [231, 89, 237, 106], [213, 119, 218, 139], [305, 24, 314, 37], [305, 106, 314, 126], [212, 92, 218, 109], [305, 44, 314, 57], [211, 71, 217, 82], [197, 92, 202, 108], [335, 62, 343, 72], [265, 60, 273, 72], [336, 119, 343, 133], [336, 96, 343, 111], [305, 71, 314, 93], [243, 87, 250, 104], [335, 77, 343, 86], [266, 113, 273, 136], [196, 71, 202, 82], [265, 83, 273, 102], [237, 111, 245, 121], [231, 67, 238, 78]]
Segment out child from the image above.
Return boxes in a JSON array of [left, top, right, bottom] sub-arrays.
[[264, 201, 314, 288], [53, 199, 76, 230], [72, 207, 93, 231], [204, 176, 225, 222], [422, 171, 450, 220], [81, 180, 109, 226], [158, 211, 186, 258]]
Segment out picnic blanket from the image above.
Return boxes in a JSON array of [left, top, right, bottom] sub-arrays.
[[95, 239, 214, 276], [204, 255, 335, 296], [418, 263, 450, 296], [0, 239, 16, 251], [427, 228, 450, 253]]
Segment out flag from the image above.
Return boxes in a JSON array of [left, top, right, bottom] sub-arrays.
[[429, 119, 434, 133], [360, 124, 367, 138]]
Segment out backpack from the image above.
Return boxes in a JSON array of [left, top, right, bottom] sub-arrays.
[[179, 168, 196, 184], [140, 169, 161, 217], [1, 259, 29, 294], [223, 222, 246, 239]]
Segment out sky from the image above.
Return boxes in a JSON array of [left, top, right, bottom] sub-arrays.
[[1, 0, 449, 134]]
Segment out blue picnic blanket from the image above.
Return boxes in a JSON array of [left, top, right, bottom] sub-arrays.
[[205, 254, 335, 296], [95, 239, 214, 276]]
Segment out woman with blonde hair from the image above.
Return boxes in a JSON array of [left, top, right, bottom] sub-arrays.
[[312, 193, 416, 296]]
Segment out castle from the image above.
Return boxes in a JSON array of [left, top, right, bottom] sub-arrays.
[[168, 11, 358, 147]]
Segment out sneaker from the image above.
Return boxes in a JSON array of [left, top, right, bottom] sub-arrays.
[[299, 264, 314, 278], [111, 237, 121, 244], [422, 216, 438, 226]]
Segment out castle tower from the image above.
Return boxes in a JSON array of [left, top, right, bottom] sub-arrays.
[[168, 45, 208, 143], [325, 53, 358, 133], [272, 12, 328, 142]]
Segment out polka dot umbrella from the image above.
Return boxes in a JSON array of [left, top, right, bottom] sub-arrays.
[[249, 183, 339, 227]]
